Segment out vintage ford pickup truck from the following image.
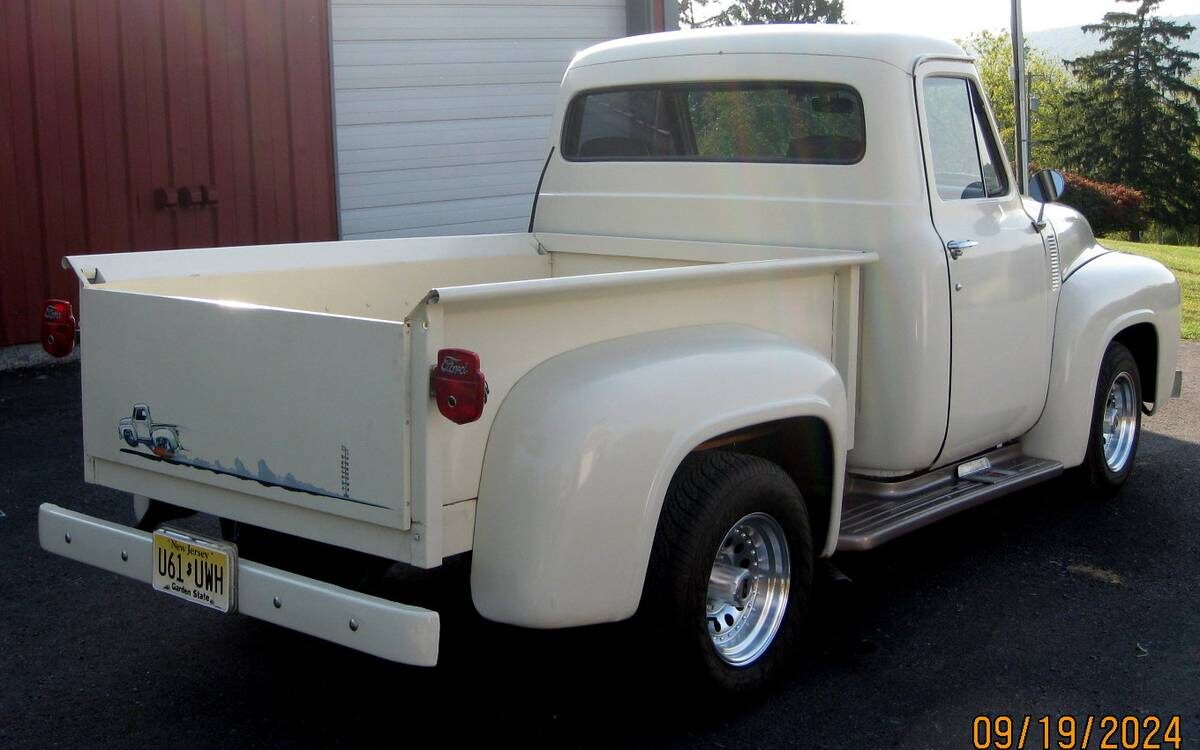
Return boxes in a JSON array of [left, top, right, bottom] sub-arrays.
[[39, 26, 1182, 691]]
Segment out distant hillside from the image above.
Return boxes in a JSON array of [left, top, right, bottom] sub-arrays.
[[1027, 14, 1200, 65]]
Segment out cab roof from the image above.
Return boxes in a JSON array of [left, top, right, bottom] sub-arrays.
[[568, 25, 970, 74]]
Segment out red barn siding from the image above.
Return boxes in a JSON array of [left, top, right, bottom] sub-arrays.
[[0, 0, 337, 346]]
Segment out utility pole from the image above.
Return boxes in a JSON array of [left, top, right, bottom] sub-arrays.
[[1011, 0, 1030, 194]]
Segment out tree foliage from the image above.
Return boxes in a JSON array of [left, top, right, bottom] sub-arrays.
[[682, 0, 844, 28], [1060, 0, 1200, 232], [962, 31, 1074, 171], [678, 0, 716, 28]]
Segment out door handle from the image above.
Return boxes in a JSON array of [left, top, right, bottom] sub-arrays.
[[946, 239, 978, 259]]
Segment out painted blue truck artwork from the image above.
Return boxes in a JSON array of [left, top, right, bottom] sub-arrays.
[[118, 404, 182, 458], [114, 404, 361, 505]]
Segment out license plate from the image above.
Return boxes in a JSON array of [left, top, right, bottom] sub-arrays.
[[151, 528, 237, 613]]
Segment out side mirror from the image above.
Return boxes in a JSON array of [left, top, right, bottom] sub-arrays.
[[1029, 169, 1066, 203]]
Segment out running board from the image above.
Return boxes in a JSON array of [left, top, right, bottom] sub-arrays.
[[837, 447, 1063, 552]]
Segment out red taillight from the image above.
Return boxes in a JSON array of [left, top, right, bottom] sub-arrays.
[[41, 299, 76, 358], [431, 348, 488, 425]]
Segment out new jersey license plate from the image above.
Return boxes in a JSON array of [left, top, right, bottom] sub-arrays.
[[151, 529, 237, 613]]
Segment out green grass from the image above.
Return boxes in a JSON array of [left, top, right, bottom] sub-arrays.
[[1102, 239, 1200, 340]]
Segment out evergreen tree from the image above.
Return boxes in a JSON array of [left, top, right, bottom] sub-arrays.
[[700, 0, 844, 27], [1060, 0, 1200, 237]]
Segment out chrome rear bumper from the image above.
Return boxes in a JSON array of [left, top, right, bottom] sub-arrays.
[[38, 503, 439, 666]]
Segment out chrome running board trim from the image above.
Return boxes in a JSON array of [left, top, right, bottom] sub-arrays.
[[838, 447, 1062, 552]]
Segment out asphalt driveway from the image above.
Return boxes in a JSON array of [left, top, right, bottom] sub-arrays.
[[2, 344, 1197, 748]]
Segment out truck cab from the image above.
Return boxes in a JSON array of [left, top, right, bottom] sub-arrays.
[[39, 25, 1181, 693]]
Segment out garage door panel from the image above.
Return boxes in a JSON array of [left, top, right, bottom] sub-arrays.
[[339, 165, 543, 210], [342, 159, 546, 187], [337, 139, 548, 174], [333, 5, 625, 41], [338, 82, 560, 104], [330, 0, 625, 238], [337, 117, 552, 150], [341, 194, 534, 235], [335, 61, 571, 89], [343, 0, 623, 6], [336, 86, 561, 126], [333, 39, 607, 66], [345, 217, 529, 240]]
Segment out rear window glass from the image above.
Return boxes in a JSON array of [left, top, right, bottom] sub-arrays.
[[561, 81, 865, 164]]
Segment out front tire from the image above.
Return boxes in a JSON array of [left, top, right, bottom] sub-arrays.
[[1078, 342, 1142, 495], [642, 451, 813, 693]]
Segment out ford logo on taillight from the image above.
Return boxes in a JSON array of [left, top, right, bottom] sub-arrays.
[[432, 348, 488, 425], [439, 355, 471, 377], [40, 299, 76, 358]]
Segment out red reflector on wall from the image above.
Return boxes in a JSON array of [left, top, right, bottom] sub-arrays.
[[432, 348, 488, 424], [41, 299, 76, 358]]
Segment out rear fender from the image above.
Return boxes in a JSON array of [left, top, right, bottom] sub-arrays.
[[1022, 251, 1180, 467], [471, 325, 847, 628]]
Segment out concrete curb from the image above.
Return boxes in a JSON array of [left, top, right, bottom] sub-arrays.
[[0, 343, 79, 373]]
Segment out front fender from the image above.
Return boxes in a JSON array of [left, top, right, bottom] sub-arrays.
[[471, 325, 847, 629], [1022, 251, 1180, 467]]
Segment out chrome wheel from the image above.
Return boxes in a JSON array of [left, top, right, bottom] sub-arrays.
[[1102, 372, 1138, 473], [705, 511, 790, 666]]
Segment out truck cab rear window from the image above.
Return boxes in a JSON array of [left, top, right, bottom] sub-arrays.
[[562, 82, 865, 164]]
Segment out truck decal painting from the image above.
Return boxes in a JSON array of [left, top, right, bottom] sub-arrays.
[[118, 404, 182, 458], [117, 405, 383, 509]]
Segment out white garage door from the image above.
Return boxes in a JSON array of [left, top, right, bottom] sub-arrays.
[[331, 1, 628, 239]]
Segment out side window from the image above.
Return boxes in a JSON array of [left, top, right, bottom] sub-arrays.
[[923, 76, 1008, 200], [971, 85, 1008, 197], [568, 89, 684, 158]]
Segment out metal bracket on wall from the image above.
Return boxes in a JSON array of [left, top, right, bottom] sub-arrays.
[[176, 185, 197, 208], [155, 187, 179, 210], [155, 185, 219, 210]]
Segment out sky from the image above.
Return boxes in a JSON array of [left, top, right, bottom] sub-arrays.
[[840, 0, 1200, 40]]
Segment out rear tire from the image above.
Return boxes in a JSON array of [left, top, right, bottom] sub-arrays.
[[642, 451, 813, 693], [1077, 342, 1142, 496]]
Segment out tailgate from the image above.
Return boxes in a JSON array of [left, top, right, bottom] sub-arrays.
[[80, 286, 411, 529]]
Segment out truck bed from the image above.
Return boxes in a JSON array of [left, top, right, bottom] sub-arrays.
[[68, 232, 874, 567]]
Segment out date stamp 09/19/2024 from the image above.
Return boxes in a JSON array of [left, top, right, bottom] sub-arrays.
[[972, 715, 1184, 750]]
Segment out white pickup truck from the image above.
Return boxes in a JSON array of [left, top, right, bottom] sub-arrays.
[[39, 26, 1182, 691]]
